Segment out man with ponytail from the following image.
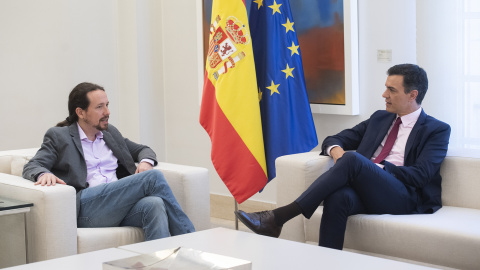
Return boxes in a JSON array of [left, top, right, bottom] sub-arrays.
[[23, 82, 195, 240]]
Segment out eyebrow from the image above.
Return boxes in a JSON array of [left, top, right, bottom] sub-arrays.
[[95, 102, 108, 107]]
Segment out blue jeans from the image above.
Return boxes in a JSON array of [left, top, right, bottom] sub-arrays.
[[295, 152, 418, 249], [77, 169, 195, 240]]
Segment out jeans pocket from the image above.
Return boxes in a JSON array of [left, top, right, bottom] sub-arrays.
[[77, 216, 94, 228]]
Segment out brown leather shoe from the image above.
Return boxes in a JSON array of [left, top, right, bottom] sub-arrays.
[[234, 210, 282, 238]]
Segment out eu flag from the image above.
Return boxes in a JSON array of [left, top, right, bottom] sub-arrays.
[[249, 0, 318, 181]]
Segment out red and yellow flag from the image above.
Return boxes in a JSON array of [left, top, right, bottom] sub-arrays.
[[200, 0, 267, 203]]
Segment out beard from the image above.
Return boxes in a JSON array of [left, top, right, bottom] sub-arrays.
[[94, 122, 108, 131], [85, 117, 109, 131]]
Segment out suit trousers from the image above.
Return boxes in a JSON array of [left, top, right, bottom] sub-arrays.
[[295, 152, 418, 249], [77, 170, 195, 241]]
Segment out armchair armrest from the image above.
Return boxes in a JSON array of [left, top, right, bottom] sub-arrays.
[[154, 163, 210, 231], [0, 173, 77, 263], [275, 151, 333, 242]]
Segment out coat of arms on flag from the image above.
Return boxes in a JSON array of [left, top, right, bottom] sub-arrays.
[[208, 15, 250, 81]]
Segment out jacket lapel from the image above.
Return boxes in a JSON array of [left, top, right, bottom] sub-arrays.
[[69, 124, 85, 158], [405, 109, 427, 161], [102, 130, 125, 164]]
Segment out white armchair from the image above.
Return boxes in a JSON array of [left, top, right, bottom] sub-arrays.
[[0, 148, 210, 264], [275, 151, 480, 269]]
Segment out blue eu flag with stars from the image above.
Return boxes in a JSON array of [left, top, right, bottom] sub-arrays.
[[250, 0, 318, 181]]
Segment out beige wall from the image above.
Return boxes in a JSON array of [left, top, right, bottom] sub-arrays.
[[1, 0, 451, 205], [0, 0, 119, 149]]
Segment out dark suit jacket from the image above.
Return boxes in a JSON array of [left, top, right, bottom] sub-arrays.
[[23, 123, 158, 216], [321, 109, 451, 214]]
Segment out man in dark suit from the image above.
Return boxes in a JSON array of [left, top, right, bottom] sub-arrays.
[[23, 82, 194, 240], [235, 64, 451, 249]]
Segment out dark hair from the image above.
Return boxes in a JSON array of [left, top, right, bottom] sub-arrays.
[[387, 64, 428, 105], [56, 82, 105, 127]]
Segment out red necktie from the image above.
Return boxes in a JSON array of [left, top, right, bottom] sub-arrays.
[[374, 117, 402, 164]]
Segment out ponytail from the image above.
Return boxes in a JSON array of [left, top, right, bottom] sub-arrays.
[[56, 115, 76, 127]]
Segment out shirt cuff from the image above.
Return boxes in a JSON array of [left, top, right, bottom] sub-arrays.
[[326, 145, 341, 156], [140, 159, 155, 166]]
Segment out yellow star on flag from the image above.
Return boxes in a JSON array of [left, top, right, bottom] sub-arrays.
[[282, 18, 295, 33], [258, 87, 263, 101], [268, 0, 282, 15], [253, 0, 263, 9], [282, 64, 295, 79], [287, 41, 300, 56], [266, 80, 280, 95]]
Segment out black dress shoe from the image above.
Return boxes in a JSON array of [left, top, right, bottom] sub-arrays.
[[234, 210, 282, 238]]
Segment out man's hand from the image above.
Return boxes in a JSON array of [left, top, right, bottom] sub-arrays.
[[135, 161, 154, 174], [35, 173, 66, 186], [330, 146, 345, 164]]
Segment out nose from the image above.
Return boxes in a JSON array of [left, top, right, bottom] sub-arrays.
[[104, 106, 110, 116], [382, 89, 388, 99]]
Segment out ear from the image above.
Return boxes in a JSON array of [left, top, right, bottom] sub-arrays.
[[409, 90, 418, 102], [75, 107, 84, 119]]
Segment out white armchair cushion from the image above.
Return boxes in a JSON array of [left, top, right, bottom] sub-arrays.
[[0, 148, 38, 175], [77, 227, 144, 254], [11, 156, 29, 177], [440, 156, 480, 209], [0, 155, 13, 174]]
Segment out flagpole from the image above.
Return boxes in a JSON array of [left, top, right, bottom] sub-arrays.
[[234, 199, 239, 230]]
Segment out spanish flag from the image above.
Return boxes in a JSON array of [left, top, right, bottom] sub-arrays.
[[200, 0, 267, 203]]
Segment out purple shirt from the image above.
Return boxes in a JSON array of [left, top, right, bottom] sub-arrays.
[[77, 123, 119, 188]]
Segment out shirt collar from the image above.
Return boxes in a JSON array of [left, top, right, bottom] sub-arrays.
[[76, 122, 103, 142], [398, 107, 422, 128]]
